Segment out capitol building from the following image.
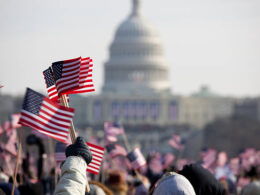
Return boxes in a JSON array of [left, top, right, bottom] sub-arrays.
[[71, 0, 234, 130]]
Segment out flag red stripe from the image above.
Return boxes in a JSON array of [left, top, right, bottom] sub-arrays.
[[20, 112, 69, 134], [19, 118, 67, 141]]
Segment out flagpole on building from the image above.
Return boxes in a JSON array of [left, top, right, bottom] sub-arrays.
[[59, 94, 90, 193], [11, 128, 23, 195]]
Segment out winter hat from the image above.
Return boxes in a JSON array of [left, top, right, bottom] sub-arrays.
[[242, 181, 260, 195], [152, 172, 196, 195], [66, 136, 92, 164], [179, 163, 225, 195]]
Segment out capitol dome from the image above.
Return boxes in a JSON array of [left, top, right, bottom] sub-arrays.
[[103, 0, 170, 94]]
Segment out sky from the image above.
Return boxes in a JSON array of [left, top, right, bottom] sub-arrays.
[[0, 0, 259, 97]]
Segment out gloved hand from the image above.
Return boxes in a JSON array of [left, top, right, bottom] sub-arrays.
[[65, 136, 92, 164]]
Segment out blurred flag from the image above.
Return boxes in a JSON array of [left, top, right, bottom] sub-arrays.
[[18, 88, 75, 143], [106, 143, 127, 158], [168, 134, 184, 151], [104, 122, 124, 143], [68, 57, 95, 94], [200, 148, 217, 169], [3, 121, 11, 131], [87, 142, 104, 175], [11, 114, 21, 129], [4, 128, 17, 156], [127, 148, 146, 170], [55, 142, 66, 162], [43, 67, 70, 103], [52, 57, 81, 94]]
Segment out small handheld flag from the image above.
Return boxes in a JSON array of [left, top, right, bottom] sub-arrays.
[[18, 88, 75, 143], [127, 148, 146, 170], [43, 67, 69, 103], [106, 143, 127, 158]]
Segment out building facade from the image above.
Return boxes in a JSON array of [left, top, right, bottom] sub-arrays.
[[70, 0, 235, 130]]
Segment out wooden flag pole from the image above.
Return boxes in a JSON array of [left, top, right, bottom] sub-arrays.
[[122, 133, 131, 152], [11, 129, 23, 195], [59, 94, 90, 193]]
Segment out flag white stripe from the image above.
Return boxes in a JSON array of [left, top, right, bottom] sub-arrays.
[[38, 111, 71, 126], [21, 121, 67, 141], [89, 146, 105, 154], [87, 166, 99, 173], [57, 83, 78, 93], [90, 160, 101, 165], [42, 101, 74, 116], [63, 59, 81, 66], [57, 74, 79, 83], [88, 163, 100, 169], [20, 112, 69, 136], [92, 156, 103, 162], [62, 67, 80, 75], [41, 106, 73, 121], [91, 152, 103, 158]]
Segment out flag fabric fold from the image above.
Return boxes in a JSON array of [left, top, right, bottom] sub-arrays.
[[18, 88, 75, 143], [104, 122, 124, 143], [52, 57, 81, 94], [43, 67, 69, 103], [67, 57, 95, 94]]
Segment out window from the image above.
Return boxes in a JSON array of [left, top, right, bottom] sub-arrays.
[[169, 102, 178, 121], [93, 101, 102, 121]]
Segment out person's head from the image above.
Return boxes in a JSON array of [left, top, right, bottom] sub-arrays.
[[245, 166, 259, 181], [106, 170, 128, 195], [150, 172, 196, 195], [242, 181, 260, 195], [179, 163, 226, 195]]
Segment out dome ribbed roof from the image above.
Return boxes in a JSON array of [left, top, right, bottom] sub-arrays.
[[103, 0, 170, 94]]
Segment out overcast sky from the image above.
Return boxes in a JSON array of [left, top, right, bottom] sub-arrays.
[[0, 0, 259, 97]]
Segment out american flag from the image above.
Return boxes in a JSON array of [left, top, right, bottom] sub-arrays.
[[67, 57, 95, 94], [106, 143, 127, 158], [168, 134, 184, 151], [104, 122, 124, 143], [43, 67, 59, 101], [127, 148, 146, 170], [43, 67, 69, 103], [86, 142, 104, 175], [55, 142, 66, 162], [52, 57, 81, 94], [18, 88, 75, 143]]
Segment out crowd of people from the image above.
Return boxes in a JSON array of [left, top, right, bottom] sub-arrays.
[[0, 135, 260, 195]]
